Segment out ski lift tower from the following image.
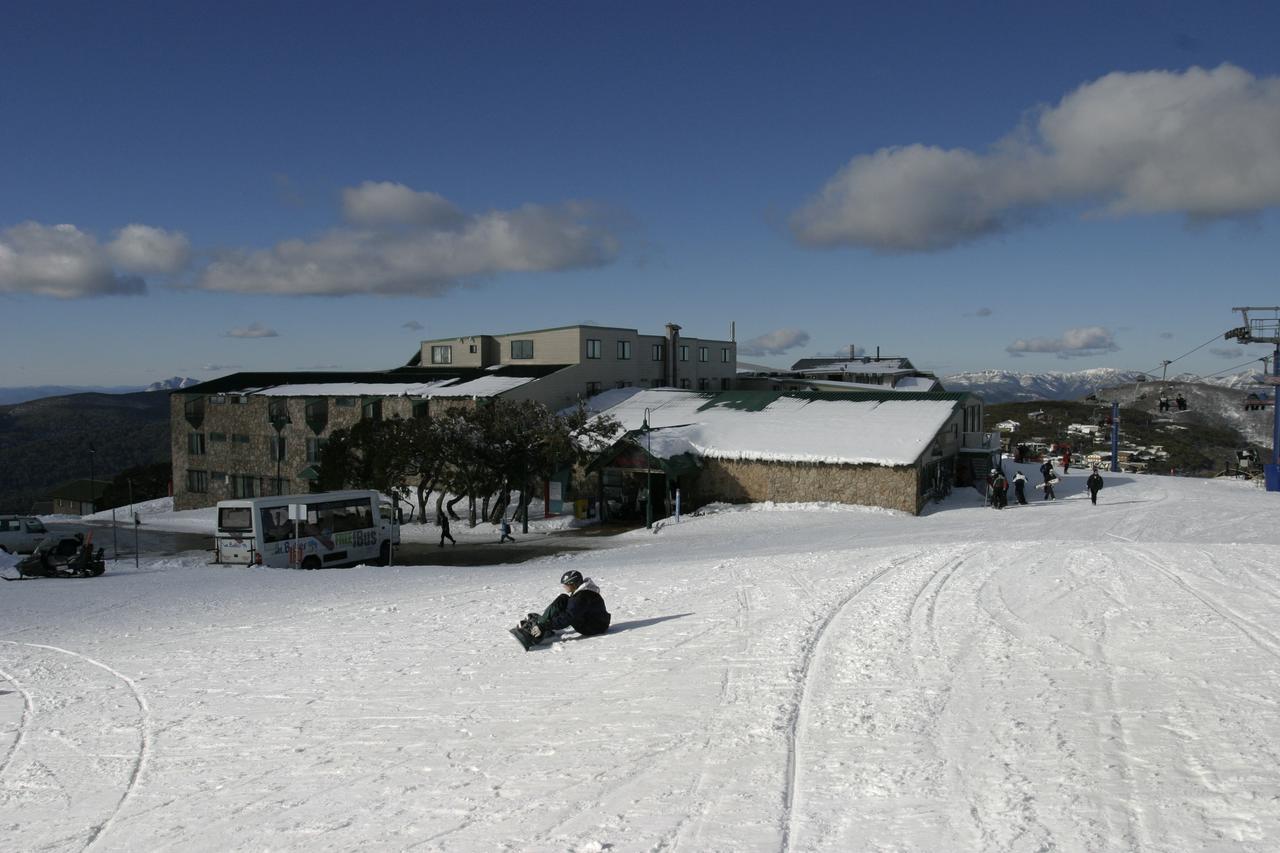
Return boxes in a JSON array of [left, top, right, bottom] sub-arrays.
[[1226, 307, 1280, 491]]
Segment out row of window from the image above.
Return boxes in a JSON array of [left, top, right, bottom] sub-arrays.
[[429, 340, 734, 364], [187, 470, 292, 497], [188, 434, 327, 462], [584, 377, 730, 395]]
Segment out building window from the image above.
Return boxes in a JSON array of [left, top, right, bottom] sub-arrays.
[[680, 378, 691, 389], [187, 469, 208, 493], [270, 434, 286, 462], [698, 378, 709, 391], [362, 400, 382, 421], [679, 345, 689, 362], [721, 378, 731, 390], [231, 433, 250, 445], [210, 395, 226, 405], [698, 346, 708, 362], [617, 340, 631, 360], [412, 400, 430, 419], [228, 395, 244, 405], [468, 344, 477, 353], [510, 339, 534, 359], [651, 343, 665, 361], [306, 437, 328, 463], [231, 475, 258, 499], [210, 432, 227, 443], [335, 397, 358, 407], [188, 433, 206, 455], [585, 381, 602, 395], [430, 345, 452, 365], [721, 347, 730, 363], [586, 339, 601, 359]]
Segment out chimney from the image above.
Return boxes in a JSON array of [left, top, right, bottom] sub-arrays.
[[848, 344, 856, 360], [666, 323, 681, 388]]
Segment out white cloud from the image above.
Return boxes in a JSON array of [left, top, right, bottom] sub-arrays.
[[792, 64, 1280, 251], [975, 307, 993, 317], [0, 222, 146, 298], [201, 363, 242, 371], [1006, 326, 1118, 359], [1210, 346, 1246, 359], [199, 184, 620, 296], [739, 328, 811, 356], [107, 224, 191, 274], [225, 322, 279, 338], [402, 320, 424, 330]]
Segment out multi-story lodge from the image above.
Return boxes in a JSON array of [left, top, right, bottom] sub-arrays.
[[171, 323, 736, 510], [736, 348, 942, 393]]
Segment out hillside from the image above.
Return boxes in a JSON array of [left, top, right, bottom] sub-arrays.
[[984, 381, 1272, 476], [0, 391, 172, 512], [943, 367, 1263, 403]]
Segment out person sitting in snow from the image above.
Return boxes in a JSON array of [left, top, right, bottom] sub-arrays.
[[514, 570, 611, 647]]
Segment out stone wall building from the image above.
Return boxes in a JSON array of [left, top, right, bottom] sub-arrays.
[[585, 388, 996, 517], [171, 322, 736, 510]]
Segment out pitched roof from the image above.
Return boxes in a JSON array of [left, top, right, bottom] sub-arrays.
[[589, 388, 966, 467], [177, 364, 568, 397]]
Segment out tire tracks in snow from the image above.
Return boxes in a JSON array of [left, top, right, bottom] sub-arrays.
[[0, 662, 34, 783], [781, 546, 964, 853], [0, 640, 152, 852]]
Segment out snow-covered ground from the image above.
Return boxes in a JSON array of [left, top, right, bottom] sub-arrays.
[[4, 466, 1280, 851]]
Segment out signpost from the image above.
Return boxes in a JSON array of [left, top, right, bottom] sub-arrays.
[[288, 503, 306, 569]]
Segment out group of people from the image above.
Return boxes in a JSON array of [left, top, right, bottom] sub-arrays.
[[988, 459, 1104, 507], [1159, 394, 1188, 413], [435, 511, 518, 547]]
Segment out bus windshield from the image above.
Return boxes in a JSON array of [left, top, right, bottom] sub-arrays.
[[218, 507, 254, 532]]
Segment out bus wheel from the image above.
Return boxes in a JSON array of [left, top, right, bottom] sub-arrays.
[[301, 555, 321, 571], [378, 541, 391, 566]]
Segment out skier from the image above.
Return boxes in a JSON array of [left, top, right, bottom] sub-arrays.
[[1012, 471, 1028, 505], [1062, 448, 1072, 473], [437, 509, 456, 547], [511, 570, 611, 650], [1040, 459, 1057, 500], [1086, 468, 1104, 505], [499, 517, 515, 543]]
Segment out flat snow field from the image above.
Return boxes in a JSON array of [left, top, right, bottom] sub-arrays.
[[3, 466, 1280, 852]]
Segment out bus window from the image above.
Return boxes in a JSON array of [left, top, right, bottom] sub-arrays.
[[219, 507, 253, 532], [260, 506, 292, 544]]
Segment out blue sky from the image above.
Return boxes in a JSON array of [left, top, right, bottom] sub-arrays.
[[3, 1, 1280, 386]]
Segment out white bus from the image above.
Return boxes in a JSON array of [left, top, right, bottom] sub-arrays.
[[215, 490, 400, 569]]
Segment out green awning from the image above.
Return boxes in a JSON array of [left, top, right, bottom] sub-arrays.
[[296, 465, 321, 481]]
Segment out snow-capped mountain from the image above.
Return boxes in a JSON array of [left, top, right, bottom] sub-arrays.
[[942, 368, 1265, 403], [145, 376, 201, 392]]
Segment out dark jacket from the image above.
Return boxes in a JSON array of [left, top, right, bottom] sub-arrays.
[[1087, 473, 1104, 492], [549, 578, 611, 635]]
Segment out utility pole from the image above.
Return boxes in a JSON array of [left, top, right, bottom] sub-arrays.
[[1226, 307, 1280, 491], [1110, 400, 1120, 474]]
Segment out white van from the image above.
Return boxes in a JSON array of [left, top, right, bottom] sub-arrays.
[[0, 516, 50, 554], [214, 490, 399, 569]]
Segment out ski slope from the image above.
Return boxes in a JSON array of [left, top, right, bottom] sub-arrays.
[[2, 465, 1279, 851]]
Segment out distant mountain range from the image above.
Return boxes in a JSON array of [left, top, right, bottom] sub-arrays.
[[942, 368, 1264, 403], [0, 377, 199, 406]]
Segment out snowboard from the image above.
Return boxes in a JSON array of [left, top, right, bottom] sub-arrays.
[[509, 625, 557, 651], [1035, 478, 1061, 489]]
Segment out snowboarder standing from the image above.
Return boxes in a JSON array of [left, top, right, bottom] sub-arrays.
[[438, 510, 456, 547], [1040, 460, 1057, 500], [512, 570, 611, 649], [1086, 468, 1104, 505], [1013, 471, 1028, 505]]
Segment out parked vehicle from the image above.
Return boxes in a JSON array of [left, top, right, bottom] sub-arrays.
[[5, 532, 106, 580], [214, 490, 400, 569], [0, 515, 50, 554]]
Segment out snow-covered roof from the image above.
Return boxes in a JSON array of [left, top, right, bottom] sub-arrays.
[[241, 375, 538, 399], [793, 361, 913, 376], [892, 375, 940, 391], [593, 389, 960, 467]]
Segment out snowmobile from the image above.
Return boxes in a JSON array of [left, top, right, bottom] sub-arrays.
[[4, 533, 106, 580]]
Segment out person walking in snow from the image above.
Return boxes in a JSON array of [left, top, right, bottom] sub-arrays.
[[513, 570, 611, 647], [1013, 471, 1028, 505], [499, 517, 515, 543], [1040, 459, 1057, 500], [1062, 448, 1072, 473], [1086, 468, 1104, 505], [437, 509, 456, 547], [991, 470, 1008, 509]]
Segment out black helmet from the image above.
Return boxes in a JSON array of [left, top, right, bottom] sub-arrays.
[[560, 570, 583, 587]]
